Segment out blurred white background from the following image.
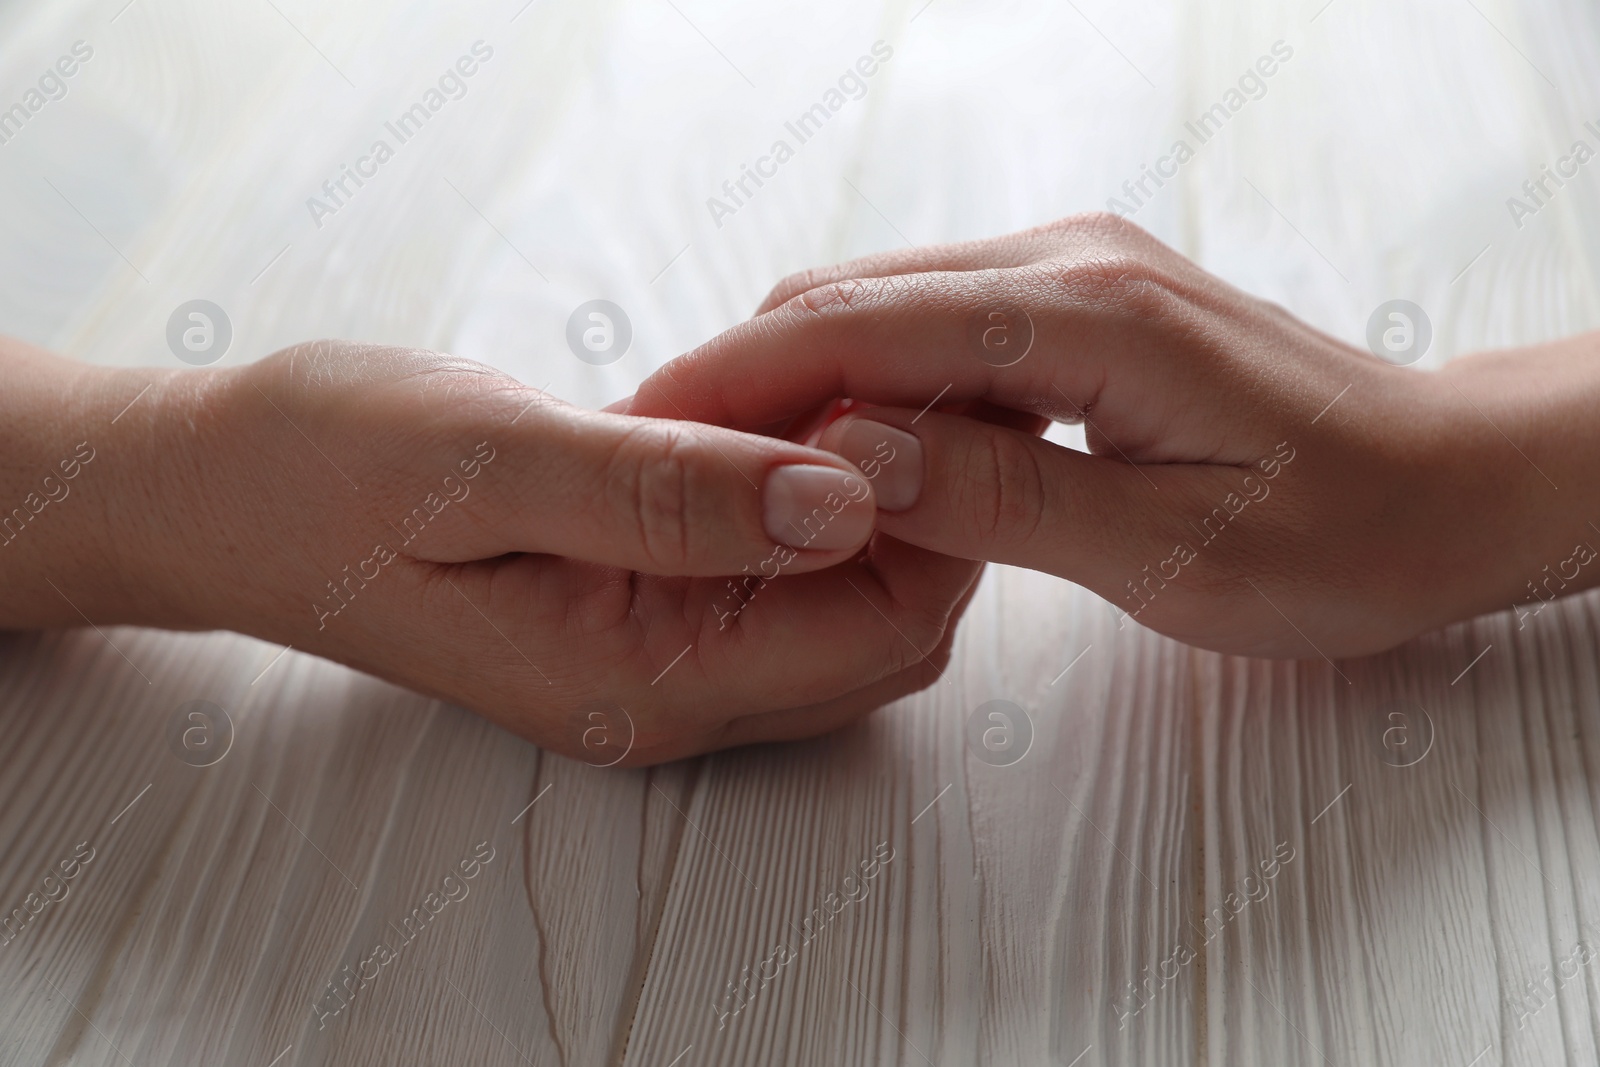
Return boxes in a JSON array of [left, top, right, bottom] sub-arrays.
[[4, 0, 1597, 402]]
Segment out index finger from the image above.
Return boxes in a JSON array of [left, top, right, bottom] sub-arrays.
[[627, 212, 1176, 430], [625, 268, 1102, 430], [751, 227, 1069, 315], [624, 271, 1049, 428]]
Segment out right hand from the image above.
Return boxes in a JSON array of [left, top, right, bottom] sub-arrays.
[[623, 213, 1599, 659]]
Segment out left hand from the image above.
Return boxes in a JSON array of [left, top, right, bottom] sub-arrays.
[[0, 338, 983, 765]]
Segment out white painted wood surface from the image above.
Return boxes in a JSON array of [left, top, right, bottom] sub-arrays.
[[3, 0, 1599, 1064]]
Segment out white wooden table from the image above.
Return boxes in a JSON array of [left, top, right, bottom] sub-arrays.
[[3, 0, 1599, 1063]]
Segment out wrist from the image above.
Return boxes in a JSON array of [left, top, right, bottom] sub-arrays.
[[0, 346, 142, 625], [1424, 337, 1600, 627], [0, 340, 237, 631], [92, 364, 243, 630]]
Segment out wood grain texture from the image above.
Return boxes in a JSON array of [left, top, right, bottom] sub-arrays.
[[3, 0, 1599, 1063], [1193, 595, 1600, 1067], [621, 569, 1197, 1067]]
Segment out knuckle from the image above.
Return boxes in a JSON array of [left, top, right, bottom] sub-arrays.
[[765, 268, 830, 310], [791, 276, 879, 318], [766, 249, 903, 313], [1075, 209, 1151, 241], [1022, 212, 1178, 312], [1037, 210, 1152, 245], [965, 428, 1049, 549], [608, 425, 698, 571], [1037, 252, 1174, 318]]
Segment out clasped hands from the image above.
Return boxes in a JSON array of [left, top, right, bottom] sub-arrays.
[[21, 213, 1587, 764]]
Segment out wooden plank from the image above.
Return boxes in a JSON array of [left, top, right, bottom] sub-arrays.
[[0, 628, 691, 1066], [1196, 595, 1600, 1066], [621, 566, 1200, 1067]]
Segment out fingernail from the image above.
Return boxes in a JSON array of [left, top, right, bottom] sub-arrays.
[[762, 465, 875, 550], [835, 420, 923, 511]]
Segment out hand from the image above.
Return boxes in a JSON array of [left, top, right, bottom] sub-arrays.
[[623, 213, 1600, 659], [0, 339, 981, 764]]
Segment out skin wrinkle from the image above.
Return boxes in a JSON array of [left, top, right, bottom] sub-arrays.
[[979, 424, 1033, 550], [794, 276, 869, 316], [849, 583, 929, 678], [407, 366, 522, 426], [867, 555, 945, 665], [905, 593, 959, 666], [608, 422, 695, 577], [1154, 457, 1353, 642]]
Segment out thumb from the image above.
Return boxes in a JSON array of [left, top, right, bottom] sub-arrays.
[[815, 407, 1171, 584], [414, 400, 879, 576]]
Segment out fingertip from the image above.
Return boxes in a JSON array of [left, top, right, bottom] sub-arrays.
[[761, 463, 877, 552], [818, 410, 927, 513]]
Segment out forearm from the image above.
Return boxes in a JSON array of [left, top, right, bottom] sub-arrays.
[[0, 338, 206, 629]]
